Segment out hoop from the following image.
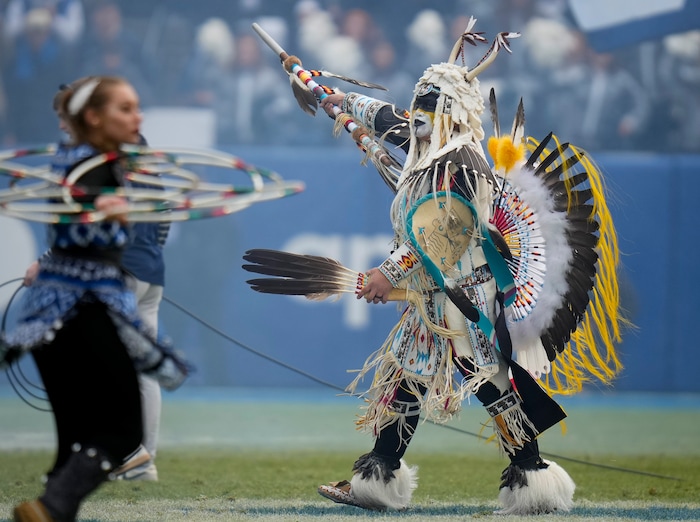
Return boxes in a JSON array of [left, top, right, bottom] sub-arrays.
[[0, 144, 304, 223]]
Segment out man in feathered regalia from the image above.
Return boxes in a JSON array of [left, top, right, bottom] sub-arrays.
[[247, 17, 623, 515], [311, 18, 623, 515]]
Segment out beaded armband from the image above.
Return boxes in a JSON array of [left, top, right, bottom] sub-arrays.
[[378, 241, 423, 286], [341, 92, 391, 132]]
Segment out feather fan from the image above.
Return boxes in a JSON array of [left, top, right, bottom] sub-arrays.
[[242, 249, 407, 302]]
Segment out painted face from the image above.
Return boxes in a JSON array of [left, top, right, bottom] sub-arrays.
[[412, 86, 439, 141], [95, 83, 143, 145], [413, 109, 434, 140]]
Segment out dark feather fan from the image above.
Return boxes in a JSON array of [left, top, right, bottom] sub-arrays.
[[492, 140, 601, 361], [487, 88, 617, 371], [242, 249, 407, 301]]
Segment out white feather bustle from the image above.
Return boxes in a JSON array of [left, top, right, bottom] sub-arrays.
[[350, 459, 418, 511], [503, 162, 573, 377], [496, 459, 575, 515]]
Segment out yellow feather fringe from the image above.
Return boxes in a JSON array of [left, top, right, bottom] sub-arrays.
[[526, 136, 626, 395]]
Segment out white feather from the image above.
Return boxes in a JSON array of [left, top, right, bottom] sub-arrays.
[[350, 459, 418, 511], [497, 460, 575, 515], [504, 163, 573, 354]]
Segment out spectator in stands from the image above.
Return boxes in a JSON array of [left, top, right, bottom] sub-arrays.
[[338, 8, 380, 57], [3, 0, 84, 45], [79, 40, 154, 107], [2, 6, 75, 144], [657, 30, 700, 153], [217, 32, 296, 145], [578, 49, 651, 151], [183, 19, 297, 145], [519, 16, 584, 141], [81, 1, 156, 87], [367, 39, 413, 105], [522, 21, 649, 151], [402, 9, 448, 79], [294, 0, 337, 68], [180, 17, 235, 122]]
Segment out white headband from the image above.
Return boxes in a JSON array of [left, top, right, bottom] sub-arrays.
[[67, 78, 100, 116]]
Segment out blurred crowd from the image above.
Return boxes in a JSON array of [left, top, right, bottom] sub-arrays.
[[1, 0, 699, 152]]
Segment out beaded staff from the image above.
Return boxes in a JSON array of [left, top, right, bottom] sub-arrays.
[[252, 22, 401, 191]]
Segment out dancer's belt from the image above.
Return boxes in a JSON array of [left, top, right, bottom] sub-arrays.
[[421, 264, 492, 295]]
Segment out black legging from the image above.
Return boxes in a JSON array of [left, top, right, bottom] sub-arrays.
[[32, 301, 143, 473], [458, 358, 541, 467], [372, 359, 541, 468], [372, 382, 425, 462]]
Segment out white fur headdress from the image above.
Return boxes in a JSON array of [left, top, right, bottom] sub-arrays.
[[403, 17, 519, 174]]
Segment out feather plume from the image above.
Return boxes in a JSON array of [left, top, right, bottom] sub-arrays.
[[310, 69, 387, 90], [540, 154, 583, 187], [242, 249, 408, 302], [289, 75, 318, 116], [533, 143, 570, 176], [510, 98, 525, 145], [487, 100, 622, 393], [524, 132, 553, 169], [443, 278, 480, 322], [489, 88, 501, 138]]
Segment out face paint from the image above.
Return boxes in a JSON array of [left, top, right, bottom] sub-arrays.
[[413, 85, 440, 141], [413, 109, 434, 140]]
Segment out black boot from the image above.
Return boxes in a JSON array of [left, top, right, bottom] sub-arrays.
[[39, 444, 114, 522]]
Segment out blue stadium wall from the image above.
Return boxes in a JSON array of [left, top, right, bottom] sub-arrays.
[[1, 148, 698, 393]]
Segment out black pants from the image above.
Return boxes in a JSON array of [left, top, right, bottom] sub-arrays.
[[32, 301, 143, 474], [373, 359, 540, 466]]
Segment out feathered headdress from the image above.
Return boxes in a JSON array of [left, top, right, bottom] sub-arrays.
[[403, 17, 519, 175]]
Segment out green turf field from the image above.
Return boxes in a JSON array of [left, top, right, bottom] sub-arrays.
[[2, 389, 699, 521]]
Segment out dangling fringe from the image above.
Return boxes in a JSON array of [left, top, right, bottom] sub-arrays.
[[333, 113, 402, 192], [348, 316, 490, 439], [332, 112, 352, 138], [526, 136, 627, 395], [486, 395, 538, 455], [369, 153, 401, 193]]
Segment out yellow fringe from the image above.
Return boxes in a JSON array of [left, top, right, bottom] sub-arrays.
[[526, 136, 626, 395]]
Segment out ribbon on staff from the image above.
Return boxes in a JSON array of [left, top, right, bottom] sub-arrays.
[[252, 23, 401, 191]]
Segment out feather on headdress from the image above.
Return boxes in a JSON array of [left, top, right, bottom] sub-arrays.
[[402, 18, 520, 177]]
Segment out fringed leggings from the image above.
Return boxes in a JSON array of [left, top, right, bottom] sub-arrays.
[[370, 358, 541, 469]]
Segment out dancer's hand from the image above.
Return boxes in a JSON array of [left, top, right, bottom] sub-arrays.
[[96, 195, 129, 224], [23, 261, 39, 286], [320, 91, 345, 117], [357, 267, 393, 304]]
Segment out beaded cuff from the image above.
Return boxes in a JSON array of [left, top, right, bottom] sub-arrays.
[[378, 241, 422, 286], [485, 391, 520, 418], [342, 92, 391, 131]]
